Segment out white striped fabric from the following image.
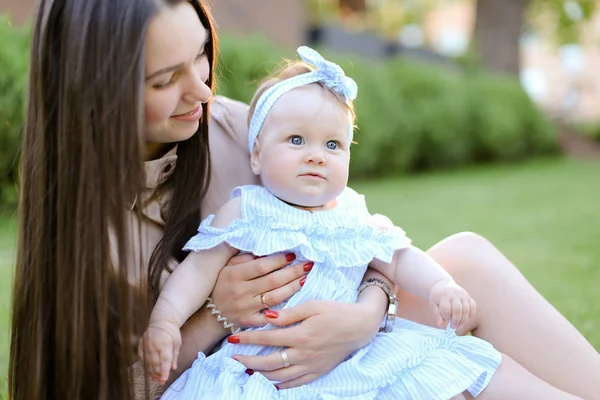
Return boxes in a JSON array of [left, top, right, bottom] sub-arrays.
[[166, 185, 502, 400]]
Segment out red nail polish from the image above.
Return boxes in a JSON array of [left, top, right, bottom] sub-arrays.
[[275, 385, 280, 390], [227, 335, 241, 344], [285, 253, 296, 262], [245, 369, 254, 375], [303, 262, 314, 272], [264, 309, 279, 319], [300, 276, 307, 286]]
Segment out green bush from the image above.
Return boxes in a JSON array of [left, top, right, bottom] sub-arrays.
[[0, 24, 559, 209], [576, 122, 600, 142], [463, 74, 556, 162], [216, 35, 295, 105], [0, 16, 29, 209], [217, 35, 557, 178]]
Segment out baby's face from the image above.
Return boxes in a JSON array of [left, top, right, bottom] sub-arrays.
[[251, 84, 351, 208]]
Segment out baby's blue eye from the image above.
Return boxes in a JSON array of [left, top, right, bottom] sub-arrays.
[[326, 140, 339, 150], [289, 136, 304, 145]]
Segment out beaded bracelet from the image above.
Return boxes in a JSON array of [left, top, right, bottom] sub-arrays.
[[205, 297, 241, 334]]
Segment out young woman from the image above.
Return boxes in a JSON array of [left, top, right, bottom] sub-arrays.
[[10, 0, 599, 399]]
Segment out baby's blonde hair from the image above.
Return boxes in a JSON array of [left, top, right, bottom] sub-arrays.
[[247, 60, 356, 128]]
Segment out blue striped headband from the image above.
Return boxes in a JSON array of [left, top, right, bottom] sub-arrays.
[[247, 46, 358, 154]]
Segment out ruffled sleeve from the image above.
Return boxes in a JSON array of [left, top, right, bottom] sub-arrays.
[[183, 186, 411, 268]]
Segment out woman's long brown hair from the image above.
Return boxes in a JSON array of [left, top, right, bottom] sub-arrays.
[[8, 0, 216, 399], [148, 0, 217, 296]]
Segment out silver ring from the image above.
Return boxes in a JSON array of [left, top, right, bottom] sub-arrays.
[[279, 349, 291, 368], [260, 292, 269, 307]]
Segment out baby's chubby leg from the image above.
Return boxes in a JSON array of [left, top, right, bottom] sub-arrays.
[[472, 354, 583, 400]]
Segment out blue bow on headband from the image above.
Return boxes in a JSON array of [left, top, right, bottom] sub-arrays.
[[297, 46, 358, 101], [247, 46, 358, 153]]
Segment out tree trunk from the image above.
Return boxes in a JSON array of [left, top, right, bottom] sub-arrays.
[[339, 0, 366, 13], [472, 0, 529, 76]]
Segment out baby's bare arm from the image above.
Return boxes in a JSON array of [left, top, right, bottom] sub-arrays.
[[150, 196, 242, 330], [371, 246, 454, 298]]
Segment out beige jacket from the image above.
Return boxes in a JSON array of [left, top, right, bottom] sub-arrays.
[[129, 96, 260, 398]]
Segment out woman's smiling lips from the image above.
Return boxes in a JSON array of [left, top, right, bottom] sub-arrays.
[[171, 105, 202, 121]]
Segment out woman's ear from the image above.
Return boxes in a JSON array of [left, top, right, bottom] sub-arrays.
[[250, 138, 261, 175]]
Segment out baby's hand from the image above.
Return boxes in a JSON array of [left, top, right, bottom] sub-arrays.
[[138, 321, 182, 385], [428, 280, 476, 329]]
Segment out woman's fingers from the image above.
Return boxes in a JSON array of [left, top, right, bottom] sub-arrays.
[[256, 275, 305, 309], [237, 351, 319, 389], [253, 258, 308, 294], [236, 253, 296, 281], [261, 300, 320, 327], [257, 365, 304, 382], [229, 326, 295, 348], [211, 254, 305, 327], [234, 348, 300, 372], [276, 372, 320, 389], [226, 253, 255, 266]]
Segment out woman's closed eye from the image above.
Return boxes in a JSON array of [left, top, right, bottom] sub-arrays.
[[153, 72, 179, 90], [153, 52, 205, 90], [194, 50, 206, 62], [289, 135, 305, 145]]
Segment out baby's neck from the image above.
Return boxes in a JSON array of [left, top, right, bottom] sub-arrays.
[[279, 198, 338, 213]]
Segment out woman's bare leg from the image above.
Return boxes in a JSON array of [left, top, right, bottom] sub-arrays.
[[395, 232, 600, 400], [468, 354, 583, 400]]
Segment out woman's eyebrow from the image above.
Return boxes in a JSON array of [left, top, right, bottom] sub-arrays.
[[146, 32, 209, 81], [146, 63, 184, 80]]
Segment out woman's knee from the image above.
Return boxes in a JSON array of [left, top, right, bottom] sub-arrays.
[[428, 231, 492, 256], [426, 231, 516, 284]]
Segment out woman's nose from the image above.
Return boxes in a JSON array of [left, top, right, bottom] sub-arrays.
[[183, 68, 212, 104]]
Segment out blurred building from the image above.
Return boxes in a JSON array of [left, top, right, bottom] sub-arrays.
[[207, 0, 305, 48], [423, 1, 600, 121], [321, 0, 600, 121], [0, 0, 34, 23], [2, 0, 598, 121], [0, 0, 306, 48]]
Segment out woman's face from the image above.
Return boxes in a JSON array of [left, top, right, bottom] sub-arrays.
[[144, 2, 211, 156]]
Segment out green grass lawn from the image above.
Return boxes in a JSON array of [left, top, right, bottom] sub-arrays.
[[0, 211, 16, 397], [352, 157, 600, 348], [0, 157, 598, 394]]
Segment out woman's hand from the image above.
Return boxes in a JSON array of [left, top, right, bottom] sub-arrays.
[[227, 296, 384, 389], [209, 253, 310, 328], [173, 253, 309, 378]]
